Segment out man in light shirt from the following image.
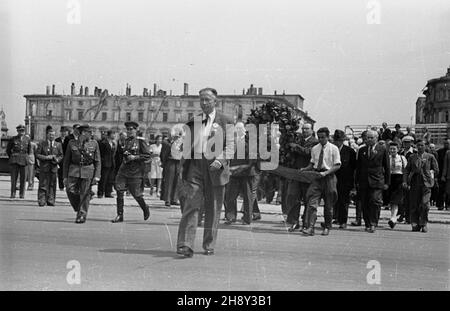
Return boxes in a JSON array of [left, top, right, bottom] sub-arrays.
[[300, 127, 341, 236]]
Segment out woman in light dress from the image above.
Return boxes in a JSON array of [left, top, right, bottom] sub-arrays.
[[149, 135, 163, 197]]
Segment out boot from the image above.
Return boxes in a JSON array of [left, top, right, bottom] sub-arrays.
[[136, 197, 150, 220]]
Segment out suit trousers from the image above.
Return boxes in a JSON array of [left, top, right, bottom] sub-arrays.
[[10, 164, 26, 197], [224, 175, 257, 223], [115, 174, 147, 215], [335, 182, 352, 225], [304, 174, 337, 229], [161, 159, 180, 204], [57, 166, 64, 190], [359, 187, 383, 227], [38, 171, 57, 206], [66, 176, 92, 216], [285, 180, 309, 225], [398, 188, 411, 221], [409, 183, 431, 226], [98, 166, 115, 196], [177, 159, 225, 251]]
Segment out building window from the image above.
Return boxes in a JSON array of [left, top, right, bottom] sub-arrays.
[[188, 101, 194, 107], [126, 112, 132, 121], [446, 111, 449, 122], [78, 111, 84, 121], [138, 112, 144, 122], [187, 112, 193, 121], [139, 101, 144, 107], [78, 100, 84, 106], [113, 111, 119, 121], [127, 101, 132, 107], [65, 110, 72, 121], [47, 110, 53, 117], [163, 101, 169, 107], [176, 101, 181, 108], [175, 112, 181, 122], [162, 112, 168, 122], [102, 112, 107, 121]]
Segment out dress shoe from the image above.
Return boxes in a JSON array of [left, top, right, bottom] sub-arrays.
[[437, 207, 444, 211], [339, 223, 347, 229], [351, 220, 361, 226], [10, 193, 16, 199], [302, 227, 315, 236], [97, 194, 104, 199], [364, 227, 370, 232], [421, 225, 428, 233], [204, 249, 214, 256], [170, 201, 180, 206], [47, 203, 55, 206], [320, 222, 326, 229], [252, 214, 261, 221], [105, 194, 114, 198], [411, 225, 420, 232], [143, 205, 150, 220], [177, 246, 193, 258], [397, 216, 404, 223], [241, 220, 251, 225], [321, 228, 330, 236], [224, 219, 236, 225], [332, 219, 339, 224], [367, 226, 375, 233], [388, 220, 396, 229], [165, 202, 171, 207], [78, 216, 86, 223], [111, 215, 124, 223], [288, 223, 300, 232], [38, 203, 45, 207], [19, 195, 24, 199]]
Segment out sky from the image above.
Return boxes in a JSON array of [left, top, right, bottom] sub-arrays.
[[1, 0, 449, 132]]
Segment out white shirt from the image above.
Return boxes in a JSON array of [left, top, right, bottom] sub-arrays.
[[310, 142, 341, 170], [390, 154, 407, 175]]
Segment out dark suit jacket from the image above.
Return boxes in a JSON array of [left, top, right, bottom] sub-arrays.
[[405, 152, 438, 188], [356, 143, 390, 189], [160, 140, 172, 167], [290, 134, 319, 169], [181, 111, 234, 187], [336, 144, 356, 188], [437, 147, 449, 179], [35, 140, 63, 173], [99, 138, 116, 168]]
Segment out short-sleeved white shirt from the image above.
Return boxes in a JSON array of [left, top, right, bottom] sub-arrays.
[[310, 142, 341, 170]]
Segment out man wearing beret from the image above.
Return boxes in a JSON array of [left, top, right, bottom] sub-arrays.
[[176, 87, 235, 257], [6, 124, 32, 199], [63, 124, 101, 223], [111, 121, 151, 223], [332, 129, 356, 229], [36, 127, 63, 206], [55, 126, 70, 190]]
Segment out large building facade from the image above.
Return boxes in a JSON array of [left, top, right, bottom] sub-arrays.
[[416, 66, 450, 145], [24, 83, 314, 141]]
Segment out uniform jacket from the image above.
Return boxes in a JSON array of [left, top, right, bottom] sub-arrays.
[[36, 140, 63, 173], [289, 134, 319, 169], [404, 152, 438, 188], [6, 135, 31, 166], [99, 138, 117, 168], [181, 111, 234, 186], [63, 138, 101, 179], [356, 143, 391, 189], [335, 144, 357, 188], [116, 136, 151, 178]]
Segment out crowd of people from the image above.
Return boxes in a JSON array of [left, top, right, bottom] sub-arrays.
[[6, 88, 449, 257]]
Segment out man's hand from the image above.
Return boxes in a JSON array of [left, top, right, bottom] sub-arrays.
[[127, 155, 137, 161], [383, 184, 389, 191], [91, 177, 100, 185], [319, 171, 327, 178], [209, 160, 222, 171]]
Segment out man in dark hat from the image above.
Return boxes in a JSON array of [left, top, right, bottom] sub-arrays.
[[55, 126, 70, 190], [36, 127, 63, 206], [6, 124, 32, 198], [332, 129, 356, 229], [63, 124, 101, 223], [112, 121, 151, 223]]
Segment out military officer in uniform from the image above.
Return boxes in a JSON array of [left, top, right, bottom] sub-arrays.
[[36, 127, 63, 206], [6, 124, 31, 199], [63, 124, 101, 223], [111, 121, 151, 223]]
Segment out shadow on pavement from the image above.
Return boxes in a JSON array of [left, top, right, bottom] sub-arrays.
[[18, 217, 113, 224], [99, 248, 178, 259]]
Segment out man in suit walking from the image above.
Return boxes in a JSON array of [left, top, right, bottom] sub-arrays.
[[55, 126, 69, 190], [355, 130, 390, 233], [176, 87, 234, 257], [285, 123, 318, 232], [436, 139, 450, 210], [36, 127, 63, 206], [405, 140, 438, 232], [98, 130, 117, 198], [6, 124, 31, 199], [333, 130, 356, 229]]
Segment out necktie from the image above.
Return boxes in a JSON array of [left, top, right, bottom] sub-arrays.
[[317, 145, 324, 170], [368, 146, 372, 157]]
